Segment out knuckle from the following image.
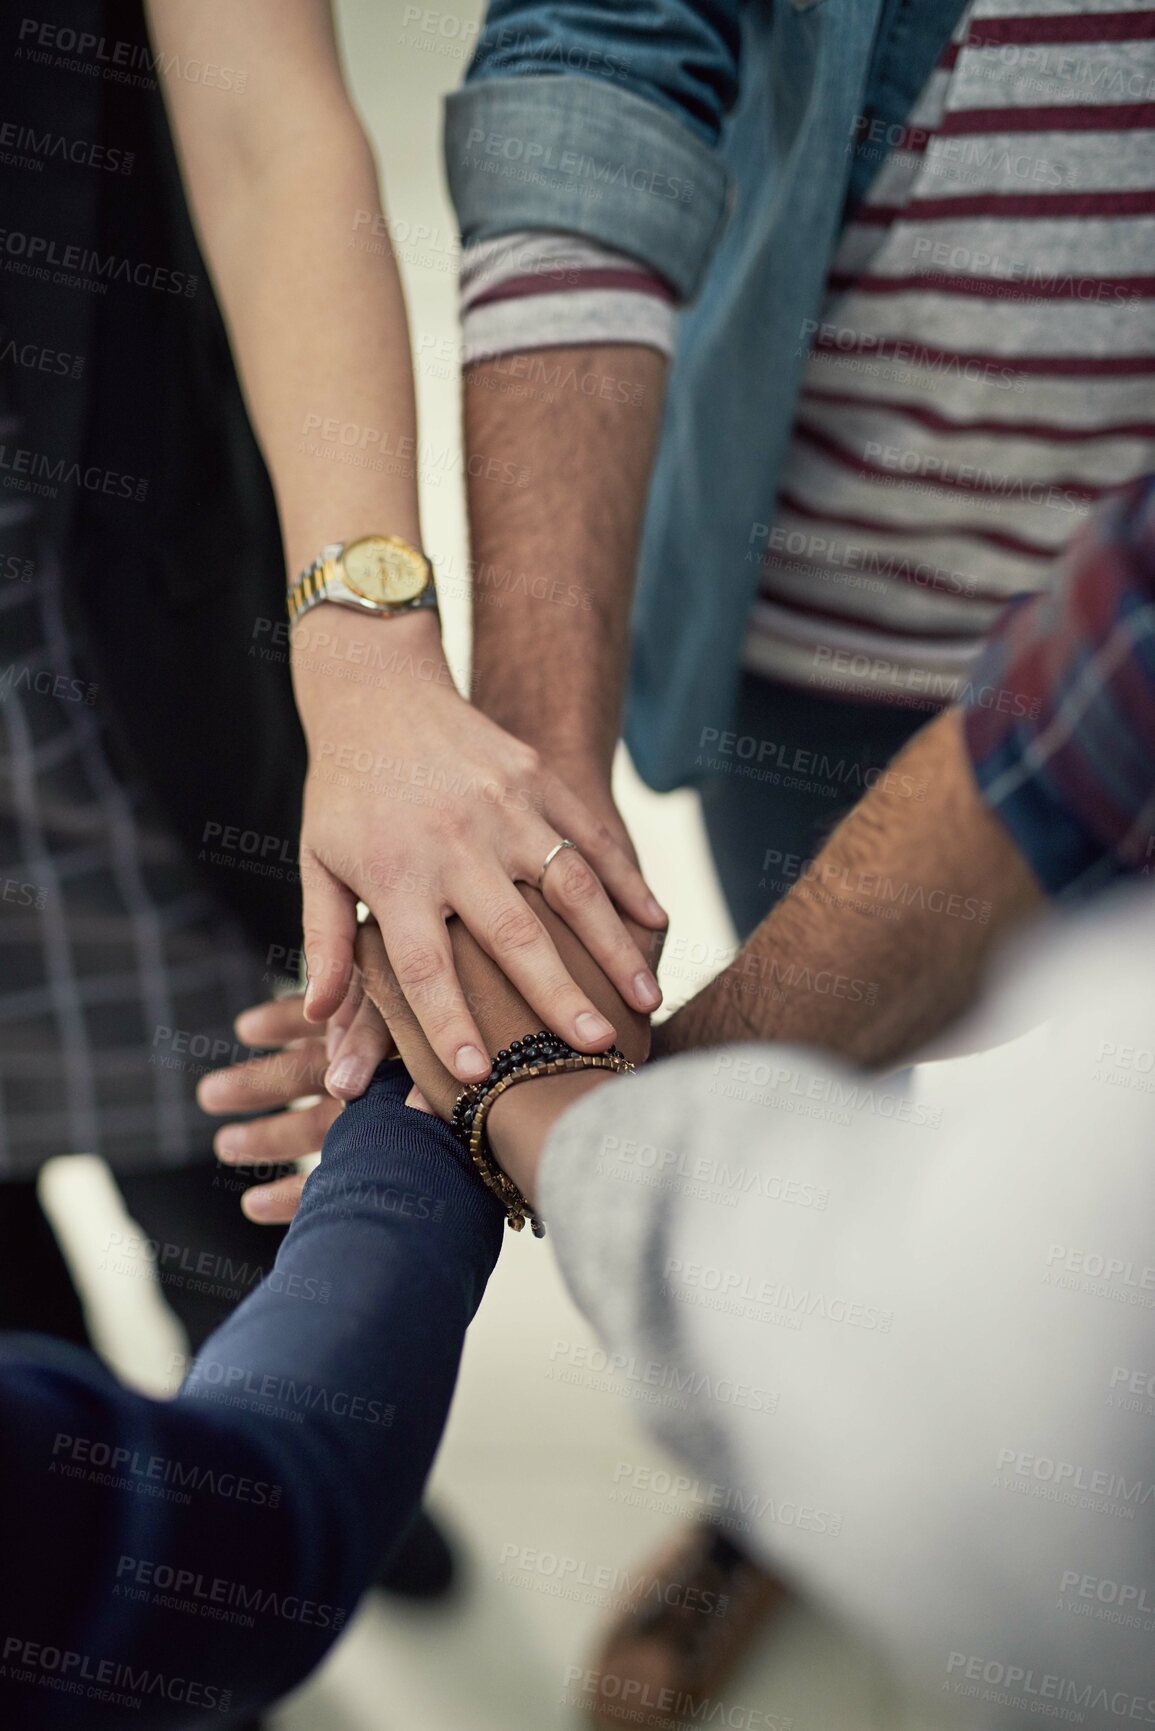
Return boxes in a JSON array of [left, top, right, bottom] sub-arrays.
[[508, 741, 542, 784], [390, 940, 464, 1025], [487, 900, 542, 956], [302, 934, 350, 997], [585, 820, 618, 860], [425, 1010, 468, 1050], [390, 938, 447, 991], [438, 816, 475, 862], [539, 976, 585, 1018], [431, 802, 467, 840], [362, 850, 403, 895], [299, 856, 339, 900], [301, 922, 332, 957], [553, 853, 601, 906]]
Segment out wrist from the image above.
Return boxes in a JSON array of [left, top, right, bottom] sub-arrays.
[[468, 669, 617, 795], [541, 747, 614, 806], [290, 603, 452, 725], [469, 709, 613, 792], [486, 1068, 617, 1207]]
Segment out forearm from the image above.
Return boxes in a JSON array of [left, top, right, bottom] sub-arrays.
[[204, 142, 422, 577], [450, 0, 742, 772], [659, 710, 1044, 1069], [185, 1062, 503, 1519], [487, 1067, 614, 1207], [212, 135, 448, 735], [174, 1068, 503, 1705], [0, 1069, 502, 1726], [483, 704, 1036, 1179], [665, 478, 1155, 1068], [464, 344, 667, 783], [150, 2, 423, 576]]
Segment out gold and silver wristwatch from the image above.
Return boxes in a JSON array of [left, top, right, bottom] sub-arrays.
[[286, 535, 438, 627]]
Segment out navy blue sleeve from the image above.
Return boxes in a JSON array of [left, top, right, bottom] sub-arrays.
[[0, 1064, 504, 1728]]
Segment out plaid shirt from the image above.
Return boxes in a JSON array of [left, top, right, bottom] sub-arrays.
[[965, 476, 1155, 899], [0, 364, 269, 1178], [0, 538, 269, 1178]]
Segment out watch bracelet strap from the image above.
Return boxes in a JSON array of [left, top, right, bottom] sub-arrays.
[[286, 552, 336, 625], [286, 544, 438, 626]]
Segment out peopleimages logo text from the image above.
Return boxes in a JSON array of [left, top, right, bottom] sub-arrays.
[[1, 1636, 231, 1714], [0, 227, 195, 295]]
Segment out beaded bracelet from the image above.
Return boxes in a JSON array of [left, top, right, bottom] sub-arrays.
[[451, 1031, 634, 1236]]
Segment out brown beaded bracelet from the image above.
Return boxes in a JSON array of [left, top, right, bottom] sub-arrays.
[[451, 1033, 635, 1236]]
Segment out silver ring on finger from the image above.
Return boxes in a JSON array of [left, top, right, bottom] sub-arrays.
[[538, 837, 579, 894]]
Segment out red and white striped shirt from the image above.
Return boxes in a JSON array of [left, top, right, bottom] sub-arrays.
[[458, 0, 1155, 708], [748, 0, 1155, 704]]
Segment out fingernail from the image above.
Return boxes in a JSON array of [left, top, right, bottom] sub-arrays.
[[234, 1011, 263, 1043], [326, 1023, 346, 1063], [329, 1055, 371, 1097], [215, 1128, 246, 1160], [575, 1011, 614, 1046], [645, 895, 668, 925], [241, 1189, 273, 1221], [455, 1044, 490, 1080], [633, 970, 662, 1011]]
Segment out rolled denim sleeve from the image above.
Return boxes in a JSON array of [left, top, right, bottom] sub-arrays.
[[444, 2, 742, 301]]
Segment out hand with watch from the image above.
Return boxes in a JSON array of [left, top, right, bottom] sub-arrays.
[[288, 533, 668, 1096], [141, 0, 664, 1108], [287, 534, 441, 626]]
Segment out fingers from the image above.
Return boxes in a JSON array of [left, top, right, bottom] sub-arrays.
[[325, 974, 363, 1064], [368, 912, 492, 1084], [549, 781, 667, 931], [354, 922, 419, 1043], [353, 922, 460, 1118], [301, 856, 358, 1023], [197, 1039, 328, 1116], [467, 881, 619, 1052], [233, 994, 310, 1048], [241, 1171, 310, 1225], [213, 1096, 338, 1167], [527, 886, 651, 1070], [324, 985, 395, 1101], [535, 834, 662, 1016]]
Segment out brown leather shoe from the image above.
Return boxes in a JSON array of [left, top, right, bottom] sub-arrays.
[[575, 1525, 791, 1730]]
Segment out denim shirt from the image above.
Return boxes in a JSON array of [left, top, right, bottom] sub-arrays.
[[446, 0, 964, 789]]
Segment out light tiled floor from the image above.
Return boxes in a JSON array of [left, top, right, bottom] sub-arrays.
[[38, 3, 993, 1725]]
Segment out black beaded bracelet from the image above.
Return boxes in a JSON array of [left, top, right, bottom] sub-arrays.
[[451, 1032, 633, 1236]]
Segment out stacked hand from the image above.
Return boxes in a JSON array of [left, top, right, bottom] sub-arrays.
[[356, 887, 652, 1103], [200, 888, 658, 1224], [293, 611, 666, 1082], [197, 980, 392, 1224]]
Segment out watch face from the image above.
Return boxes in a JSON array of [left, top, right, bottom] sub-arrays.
[[342, 536, 430, 606]]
